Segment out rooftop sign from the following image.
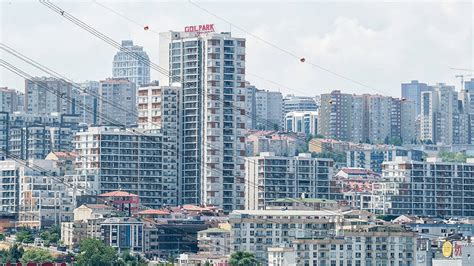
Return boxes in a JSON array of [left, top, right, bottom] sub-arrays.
[[184, 24, 215, 33]]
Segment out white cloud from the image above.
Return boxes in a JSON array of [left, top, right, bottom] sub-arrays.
[[1, 1, 472, 97]]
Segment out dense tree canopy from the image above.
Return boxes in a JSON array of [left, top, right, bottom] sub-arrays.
[[15, 229, 34, 244], [76, 238, 119, 266], [0, 243, 24, 263], [20, 248, 54, 263], [229, 251, 258, 266]]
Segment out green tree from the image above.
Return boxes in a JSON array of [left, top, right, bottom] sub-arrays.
[[16, 229, 34, 244], [40, 225, 61, 246], [119, 250, 147, 266], [20, 248, 54, 263], [0, 233, 5, 241], [0, 243, 24, 263], [76, 238, 119, 266], [439, 151, 468, 163], [229, 251, 258, 266]]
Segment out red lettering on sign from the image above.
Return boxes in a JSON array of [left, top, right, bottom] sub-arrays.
[[184, 24, 215, 33]]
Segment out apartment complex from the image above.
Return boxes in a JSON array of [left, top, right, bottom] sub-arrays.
[[346, 144, 423, 173], [245, 153, 334, 210], [229, 209, 344, 262], [73, 126, 164, 208], [137, 82, 179, 206], [98, 78, 137, 126], [25, 77, 75, 115], [0, 160, 19, 216], [290, 225, 417, 266], [159, 27, 247, 212], [245, 86, 283, 130], [401, 80, 430, 116], [0, 159, 74, 229], [112, 40, 150, 86], [0, 87, 23, 113], [76, 81, 100, 125], [0, 112, 81, 160], [319, 91, 417, 144], [420, 83, 468, 145], [318, 90, 353, 141], [382, 157, 474, 217]]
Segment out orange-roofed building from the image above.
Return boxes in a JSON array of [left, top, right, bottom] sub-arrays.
[[98, 190, 140, 216]]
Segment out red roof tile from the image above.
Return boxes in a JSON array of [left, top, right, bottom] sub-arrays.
[[99, 191, 138, 197]]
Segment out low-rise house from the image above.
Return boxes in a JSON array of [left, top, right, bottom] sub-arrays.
[[198, 227, 231, 255], [61, 204, 115, 249]]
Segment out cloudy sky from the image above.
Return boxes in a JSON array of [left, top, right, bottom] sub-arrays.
[[1, 0, 472, 97]]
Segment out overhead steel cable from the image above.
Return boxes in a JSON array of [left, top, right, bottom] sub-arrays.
[[40, 0, 291, 133], [91, 0, 297, 93], [0, 58, 276, 204], [0, 47, 271, 199], [187, 0, 388, 95], [36, 1, 344, 205], [39, 0, 323, 170]]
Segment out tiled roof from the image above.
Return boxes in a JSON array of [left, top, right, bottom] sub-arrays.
[[99, 190, 138, 197]]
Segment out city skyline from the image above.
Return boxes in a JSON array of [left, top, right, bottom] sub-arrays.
[[2, 2, 474, 265], [1, 1, 472, 96]]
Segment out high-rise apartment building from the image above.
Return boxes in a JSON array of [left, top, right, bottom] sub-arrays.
[[420, 90, 438, 143], [244, 152, 334, 210], [318, 90, 353, 141], [73, 126, 163, 208], [0, 160, 19, 216], [400, 99, 417, 144], [320, 91, 413, 144], [137, 82, 179, 206], [245, 87, 283, 130], [1, 112, 81, 160], [420, 83, 466, 144], [401, 80, 430, 116], [244, 83, 257, 129], [112, 40, 150, 86], [25, 77, 75, 115], [351, 94, 369, 143], [462, 78, 474, 143], [367, 95, 392, 143], [77, 81, 100, 125], [0, 87, 23, 113], [98, 78, 137, 126], [159, 27, 247, 212]]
